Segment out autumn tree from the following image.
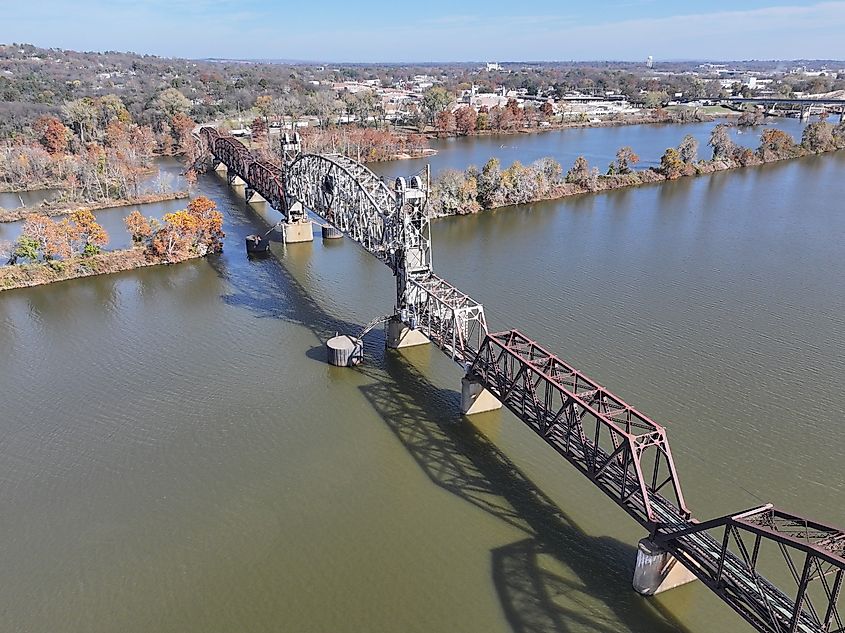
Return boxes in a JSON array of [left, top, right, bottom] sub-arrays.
[[33, 115, 69, 155], [154, 88, 192, 119], [566, 156, 592, 187], [63, 98, 96, 142], [18, 215, 66, 261], [709, 124, 735, 162], [454, 107, 478, 136], [758, 129, 798, 161], [801, 121, 835, 153], [70, 209, 109, 255], [251, 116, 268, 145], [422, 86, 451, 126], [678, 134, 699, 164], [431, 169, 479, 215], [124, 210, 153, 244], [613, 146, 639, 174], [254, 95, 273, 125], [476, 158, 504, 208], [186, 196, 224, 254], [540, 101, 555, 120], [659, 147, 685, 179], [434, 110, 456, 136], [171, 112, 197, 158]]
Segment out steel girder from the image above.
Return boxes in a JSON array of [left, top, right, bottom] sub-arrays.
[[246, 161, 286, 211], [407, 273, 488, 364], [468, 329, 691, 529], [214, 136, 253, 183], [285, 153, 399, 263], [655, 505, 845, 633]]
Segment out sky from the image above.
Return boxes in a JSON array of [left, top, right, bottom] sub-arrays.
[[1, 0, 844, 62]]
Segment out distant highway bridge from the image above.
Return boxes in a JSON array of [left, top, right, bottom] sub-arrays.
[[200, 126, 844, 633], [723, 97, 845, 121]]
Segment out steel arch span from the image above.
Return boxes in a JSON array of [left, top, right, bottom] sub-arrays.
[[285, 153, 400, 265]]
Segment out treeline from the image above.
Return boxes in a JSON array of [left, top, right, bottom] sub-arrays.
[[428, 100, 711, 136], [5, 196, 224, 268], [0, 91, 200, 203], [297, 126, 428, 161], [430, 121, 845, 215]]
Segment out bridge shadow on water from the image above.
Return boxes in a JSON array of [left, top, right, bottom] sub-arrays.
[[207, 216, 693, 633]]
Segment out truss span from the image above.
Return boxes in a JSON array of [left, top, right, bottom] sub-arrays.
[[469, 329, 844, 633], [285, 153, 397, 262]]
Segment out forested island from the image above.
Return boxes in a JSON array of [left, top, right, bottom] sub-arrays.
[[0, 196, 224, 291], [428, 120, 845, 215]]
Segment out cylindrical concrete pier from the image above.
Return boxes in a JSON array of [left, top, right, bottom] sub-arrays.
[[322, 225, 343, 239], [326, 335, 362, 367]]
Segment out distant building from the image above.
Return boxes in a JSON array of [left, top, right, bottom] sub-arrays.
[[646, 56, 654, 69], [486, 62, 501, 72]]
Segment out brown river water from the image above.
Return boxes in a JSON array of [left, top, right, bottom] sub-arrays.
[[1, 122, 843, 632]]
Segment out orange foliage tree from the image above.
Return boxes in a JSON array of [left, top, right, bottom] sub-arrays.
[[124, 210, 154, 243], [70, 209, 109, 255], [33, 116, 70, 156], [146, 196, 224, 262]]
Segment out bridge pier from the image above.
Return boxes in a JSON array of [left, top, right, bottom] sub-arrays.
[[632, 538, 697, 596], [245, 187, 267, 204], [228, 174, 247, 187], [461, 375, 502, 416], [281, 220, 313, 243], [386, 316, 430, 349], [280, 202, 314, 243]]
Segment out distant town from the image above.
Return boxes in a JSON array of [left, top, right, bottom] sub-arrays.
[[2, 44, 844, 142]]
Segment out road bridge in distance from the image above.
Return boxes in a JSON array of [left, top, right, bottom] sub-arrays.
[[200, 126, 844, 633], [723, 97, 845, 121]]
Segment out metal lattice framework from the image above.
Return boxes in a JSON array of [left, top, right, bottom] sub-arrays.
[[657, 505, 845, 633], [468, 329, 844, 633], [468, 329, 690, 529], [285, 153, 400, 262], [202, 126, 844, 633], [203, 129, 489, 364]]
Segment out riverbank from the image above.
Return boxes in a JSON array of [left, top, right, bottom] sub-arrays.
[[414, 108, 735, 141], [0, 247, 205, 291], [0, 191, 190, 223]]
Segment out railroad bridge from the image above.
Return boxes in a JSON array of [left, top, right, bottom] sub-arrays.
[[200, 126, 844, 633]]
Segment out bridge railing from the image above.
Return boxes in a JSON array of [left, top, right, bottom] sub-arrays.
[[468, 329, 691, 529]]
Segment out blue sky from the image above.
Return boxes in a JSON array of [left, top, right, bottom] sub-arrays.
[[1, 0, 844, 62]]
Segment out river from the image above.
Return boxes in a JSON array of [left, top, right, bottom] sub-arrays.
[[0, 122, 842, 633]]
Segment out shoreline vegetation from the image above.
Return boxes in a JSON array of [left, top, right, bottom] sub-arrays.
[[429, 120, 845, 216], [0, 196, 224, 292], [420, 105, 732, 141], [0, 247, 204, 291], [0, 190, 190, 223]]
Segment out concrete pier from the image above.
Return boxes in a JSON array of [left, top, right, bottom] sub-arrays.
[[386, 317, 430, 349], [460, 376, 502, 415], [282, 220, 314, 244], [632, 538, 697, 595]]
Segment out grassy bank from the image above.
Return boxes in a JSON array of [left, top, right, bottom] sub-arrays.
[[0, 247, 203, 291], [0, 191, 190, 223]]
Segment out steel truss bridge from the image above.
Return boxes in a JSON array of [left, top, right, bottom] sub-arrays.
[[200, 126, 844, 633]]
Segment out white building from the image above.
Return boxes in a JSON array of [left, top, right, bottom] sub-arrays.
[[486, 62, 502, 72]]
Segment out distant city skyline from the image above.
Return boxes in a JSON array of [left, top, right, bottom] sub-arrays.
[[2, 0, 845, 62]]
